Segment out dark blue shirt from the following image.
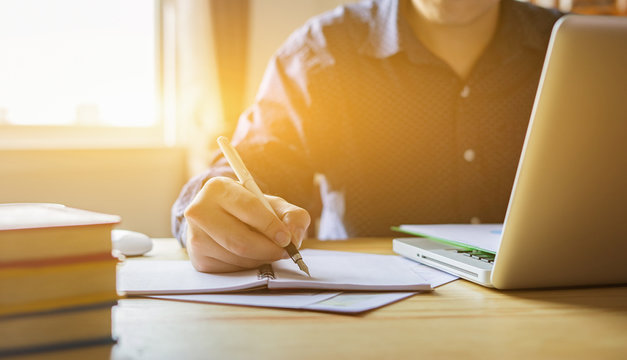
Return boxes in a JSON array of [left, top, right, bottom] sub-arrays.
[[172, 0, 561, 245]]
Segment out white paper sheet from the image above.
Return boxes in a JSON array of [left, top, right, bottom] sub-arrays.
[[150, 291, 340, 310], [398, 224, 503, 253], [305, 292, 417, 313], [299, 249, 458, 288], [149, 291, 418, 314], [397, 257, 459, 287]]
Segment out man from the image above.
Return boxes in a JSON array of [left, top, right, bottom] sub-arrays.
[[173, 0, 562, 273]]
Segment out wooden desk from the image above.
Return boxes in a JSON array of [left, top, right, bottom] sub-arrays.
[[111, 238, 627, 360]]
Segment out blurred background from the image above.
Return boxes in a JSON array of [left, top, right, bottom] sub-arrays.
[[1, 0, 624, 237]]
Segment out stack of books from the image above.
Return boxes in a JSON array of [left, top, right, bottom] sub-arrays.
[[0, 203, 120, 358]]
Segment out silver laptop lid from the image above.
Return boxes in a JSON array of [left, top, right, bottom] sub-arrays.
[[492, 15, 627, 289]]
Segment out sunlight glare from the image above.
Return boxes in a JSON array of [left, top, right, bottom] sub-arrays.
[[0, 0, 156, 127]]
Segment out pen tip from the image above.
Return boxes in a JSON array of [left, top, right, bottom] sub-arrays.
[[297, 260, 311, 277]]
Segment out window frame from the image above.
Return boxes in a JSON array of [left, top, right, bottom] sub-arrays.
[[0, 0, 168, 149]]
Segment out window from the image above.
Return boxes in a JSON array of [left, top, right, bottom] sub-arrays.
[[0, 0, 163, 147]]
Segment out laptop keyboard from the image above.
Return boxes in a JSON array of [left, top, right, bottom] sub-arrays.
[[454, 249, 496, 264]]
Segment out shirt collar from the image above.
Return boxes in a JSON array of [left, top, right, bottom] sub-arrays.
[[358, 0, 403, 58], [359, 0, 552, 63], [490, 0, 554, 64], [358, 0, 443, 65]]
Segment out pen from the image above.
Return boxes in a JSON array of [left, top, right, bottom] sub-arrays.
[[217, 136, 311, 276]]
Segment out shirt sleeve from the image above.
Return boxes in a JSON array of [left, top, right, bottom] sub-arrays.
[[171, 42, 326, 247]]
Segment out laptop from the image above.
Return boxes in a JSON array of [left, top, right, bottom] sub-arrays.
[[393, 14, 627, 289]]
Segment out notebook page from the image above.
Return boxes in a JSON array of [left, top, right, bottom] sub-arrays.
[[268, 250, 431, 291], [117, 260, 265, 295], [299, 249, 458, 288]]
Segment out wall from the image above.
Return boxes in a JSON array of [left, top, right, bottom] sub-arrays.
[[245, 0, 356, 107], [172, 0, 356, 176], [0, 147, 186, 237], [0, 1, 355, 238]]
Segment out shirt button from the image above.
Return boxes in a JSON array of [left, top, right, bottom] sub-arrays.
[[470, 217, 481, 224], [460, 85, 470, 98], [463, 149, 475, 162]]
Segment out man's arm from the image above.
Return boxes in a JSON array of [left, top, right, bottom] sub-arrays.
[[172, 47, 324, 244], [171, 163, 234, 247]]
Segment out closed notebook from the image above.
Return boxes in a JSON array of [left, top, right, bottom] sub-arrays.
[[0, 203, 120, 263], [118, 250, 432, 295]]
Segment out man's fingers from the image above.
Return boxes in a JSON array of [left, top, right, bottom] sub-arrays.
[[186, 225, 246, 272], [188, 209, 285, 261], [186, 224, 271, 269], [192, 254, 251, 273], [267, 195, 311, 247], [184, 176, 311, 274], [217, 183, 292, 247]]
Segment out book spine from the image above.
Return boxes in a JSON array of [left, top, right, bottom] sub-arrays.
[[0, 252, 114, 269], [0, 260, 117, 306], [0, 300, 117, 321], [0, 291, 118, 317], [0, 336, 115, 358]]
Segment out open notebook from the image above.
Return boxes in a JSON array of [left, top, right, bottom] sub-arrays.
[[117, 250, 432, 295]]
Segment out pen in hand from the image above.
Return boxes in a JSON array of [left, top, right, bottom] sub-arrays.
[[216, 136, 311, 276]]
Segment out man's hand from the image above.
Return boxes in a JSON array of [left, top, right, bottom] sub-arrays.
[[183, 176, 311, 273]]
